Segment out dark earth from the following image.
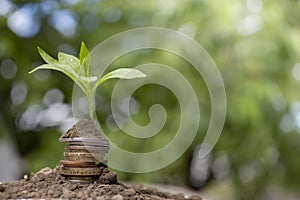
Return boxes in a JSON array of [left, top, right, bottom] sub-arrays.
[[0, 166, 202, 199], [61, 119, 101, 138], [0, 120, 202, 199]]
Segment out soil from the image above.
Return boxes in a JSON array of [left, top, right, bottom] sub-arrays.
[[0, 120, 202, 199], [0, 167, 202, 200], [61, 119, 101, 138]]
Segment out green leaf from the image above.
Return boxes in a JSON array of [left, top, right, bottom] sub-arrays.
[[79, 42, 89, 64], [94, 68, 146, 89], [37, 47, 57, 64], [79, 42, 91, 76], [58, 52, 81, 73], [28, 64, 88, 97], [102, 68, 147, 80]]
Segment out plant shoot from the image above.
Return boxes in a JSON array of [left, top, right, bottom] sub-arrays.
[[29, 42, 146, 119]]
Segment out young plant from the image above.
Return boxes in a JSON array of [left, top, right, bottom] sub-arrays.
[[29, 42, 146, 119]]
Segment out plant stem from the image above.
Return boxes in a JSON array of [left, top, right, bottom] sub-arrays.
[[89, 96, 94, 120], [86, 86, 95, 120]]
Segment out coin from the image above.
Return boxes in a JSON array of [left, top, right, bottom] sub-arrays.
[[60, 137, 109, 144], [64, 176, 99, 184], [65, 145, 109, 152], [64, 152, 106, 158], [60, 167, 102, 176], [66, 142, 109, 147], [60, 161, 97, 168], [63, 152, 105, 162], [63, 156, 99, 162]]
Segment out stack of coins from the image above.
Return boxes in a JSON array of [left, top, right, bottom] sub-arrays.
[[59, 119, 109, 183]]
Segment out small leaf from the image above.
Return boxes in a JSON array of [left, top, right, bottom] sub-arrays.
[[79, 42, 89, 64], [103, 68, 146, 80], [37, 47, 57, 64], [58, 52, 81, 72], [28, 64, 88, 97], [28, 64, 77, 80], [79, 42, 91, 76], [94, 68, 146, 89]]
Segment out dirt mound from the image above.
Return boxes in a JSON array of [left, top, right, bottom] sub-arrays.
[[60, 119, 104, 139], [0, 167, 202, 200]]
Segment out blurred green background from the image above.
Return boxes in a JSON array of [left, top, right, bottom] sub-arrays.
[[1, 0, 300, 199]]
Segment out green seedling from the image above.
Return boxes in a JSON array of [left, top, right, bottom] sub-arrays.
[[29, 42, 146, 119]]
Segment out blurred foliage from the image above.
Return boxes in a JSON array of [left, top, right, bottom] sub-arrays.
[[1, 0, 300, 199]]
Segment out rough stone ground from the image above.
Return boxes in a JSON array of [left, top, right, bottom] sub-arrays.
[[0, 167, 202, 200]]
